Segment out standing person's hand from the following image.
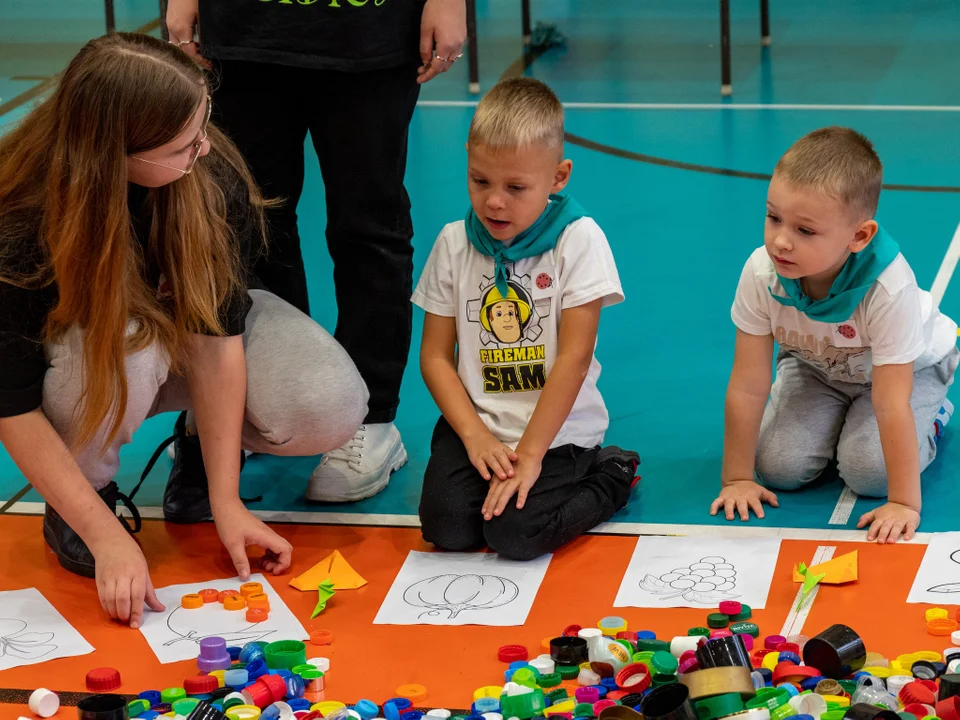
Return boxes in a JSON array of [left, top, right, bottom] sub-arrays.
[[418, 0, 467, 84], [94, 534, 165, 629], [166, 0, 212, 69]]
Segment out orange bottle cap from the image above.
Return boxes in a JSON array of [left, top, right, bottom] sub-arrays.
[[199, 589, 220, 604], [223, 595, 246, 611], [240, 582, 263, 598], [181, 594, 204, 609], [218, 589, 241, 603], [310, 629, 333, 646], [246, 593, 271, 610], [247, 607, 269, 623], [396, 684, 427, 704]]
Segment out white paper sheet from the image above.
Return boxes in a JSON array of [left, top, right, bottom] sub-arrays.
[[614, 536, 782, 609], [907, 531, 960, 604], [0, 588, 94, 671], [373, 551, 551, 626], [139, 574, 308, 664]]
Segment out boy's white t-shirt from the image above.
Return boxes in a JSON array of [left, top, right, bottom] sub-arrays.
[[412, 217, 623, 449], [732, 247, 958, 383]]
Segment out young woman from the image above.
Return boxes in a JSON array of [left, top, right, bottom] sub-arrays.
[[0, 33, 368, 628]]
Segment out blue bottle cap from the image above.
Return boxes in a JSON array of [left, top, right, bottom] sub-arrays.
[[387, 698, 413, 711], [758, 669, 774, 683], [246, 658, 267, 680], [778, 651, 802, 665], [355, 700, 379, 720], [285, 674, 305, 699], [384, 701, 402, 720], [226, 646, 242, 661], [601, 678, 618, 690], [261, 705, 282, 720], [239, 643, 266, 665], [139, 692, 162, 705], [475, 698, 500, 714], [140, 713, 160, 720], [404, 713, 424, 720], [288, 699, 311, 712], [637, 631, 657, 640], [590, 685, 609, 700], [800, 676, 826, 691]]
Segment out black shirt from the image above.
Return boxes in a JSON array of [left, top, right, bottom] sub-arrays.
[[198, 0, 426, 72], [0, 171, 255, 419]]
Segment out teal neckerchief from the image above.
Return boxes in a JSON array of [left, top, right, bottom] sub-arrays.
[[465, 194, 588, 295], [769, 225, 900, 323]]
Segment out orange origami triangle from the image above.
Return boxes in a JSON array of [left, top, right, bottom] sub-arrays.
[[290, 550, 367, 591], [792, 550, 858, 585]]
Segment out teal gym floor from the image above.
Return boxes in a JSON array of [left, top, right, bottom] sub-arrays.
[[2, 0, 960, 535]]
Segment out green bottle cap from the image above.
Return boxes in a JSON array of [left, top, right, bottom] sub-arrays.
[[574, 703, 596, 717], [538, 672, 562, 688], [127, 700, 151, 718], [695, 692, 744, 720], [635, 639, 671, 653], [730, 622, 760, 637], [173, 699, 200, 716], [652, 651, 679, 675], [688, 627, 711, 637], [546, 689, 569, 703], [730, 604, 753, 621], [161, 688, 187, 704], [707, 613, 730, 629], [558, 665, 580, 680]]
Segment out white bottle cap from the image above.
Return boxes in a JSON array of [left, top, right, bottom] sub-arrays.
[[426, 711, 452, 718], [530, 657, 556, 674], [482, 714, 503, 720], [885, 675, 913, 695], [578, 628, 602, 639], [670, 636, 701, 658], [952, 631, 960, 646], [28, 689, 59, 719]]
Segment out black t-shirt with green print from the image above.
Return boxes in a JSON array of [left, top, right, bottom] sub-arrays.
[[198, 0, 427, 72]]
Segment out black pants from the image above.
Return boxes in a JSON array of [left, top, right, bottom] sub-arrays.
[[212, 60, 420, 424], [419, 418, 633, 560]]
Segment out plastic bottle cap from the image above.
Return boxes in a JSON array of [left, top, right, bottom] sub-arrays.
[[225, 705, 262, 719], [396, 684, 427, 704], [240, 582, 264, 598], [927, 608, 950, 622], [652, 651, 679, 675], [247, 607, 269, 623], [730, 605, 753, 621], [219, 589, 241, 603], [28, 689, 59, 718], [224, 595, 246, 611], [307, 657, 331, 672], [599, 617, 628, 634], [246, 593, 271, 610], [184, 676, 220, 695], [719, 601, 743, 616], [764, 635, 787, 651], [181, 593, 204, 609], [86, 667, 122, 691], [929, 619, 960, 636], [196, 588, 219, 603], [310, 630, 333, 646], [689, 627, 711, 637], [499, 645, 529, 663], [707, 614, 730, 629]]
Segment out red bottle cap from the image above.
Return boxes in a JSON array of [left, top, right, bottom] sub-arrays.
[[616, 632, 639, 642], [198, 589, 220, 603], [936, 697, 960, 720], [563, 624, 582, 637], [778, 642, 801, 654], [615, 662, 651, 692], [900, 682, 936, 706], [86, 667, 122, 691], [244, 680, 273, 709], [498, 644, 529, 663], [183, 675, 219, 695], [261, 674, 288, 702], [719, 601, 742, 616]]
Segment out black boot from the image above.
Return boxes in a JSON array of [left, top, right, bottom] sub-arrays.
[[157, 412, 247, 524], [162, 412, 213, 524], [43, 482, 141, 578]]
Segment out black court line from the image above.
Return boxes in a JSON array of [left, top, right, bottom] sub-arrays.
[[0, 483, 32, 513], [0, 689, 134, 707], [500, 46, 960, 193]]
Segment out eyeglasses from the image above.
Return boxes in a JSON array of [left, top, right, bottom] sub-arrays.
[[131, 95, 212, 176]]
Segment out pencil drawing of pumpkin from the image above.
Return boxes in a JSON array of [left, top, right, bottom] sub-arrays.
[[403, 574, 519, 619]]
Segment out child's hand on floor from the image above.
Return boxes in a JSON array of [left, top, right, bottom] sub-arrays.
[[94, 534, 165, 629], [857, 502, 920, 543], [213, 501, 293, 578], [464, 431, 519, 481], [482, 453, 542, 520], [710, 481, 779, 521]]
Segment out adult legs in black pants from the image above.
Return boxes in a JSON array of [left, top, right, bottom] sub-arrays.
[[164, 60, 419, 519], [419, 417, 638, 560]]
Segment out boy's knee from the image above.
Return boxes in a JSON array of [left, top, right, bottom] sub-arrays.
[[837, 450, 887, 498], [483, 516, 544, 562], [754, 449, 828, 492]]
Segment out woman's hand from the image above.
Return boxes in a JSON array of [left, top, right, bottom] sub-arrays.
[[418, 0, 467, 84], [214, 501, 293, 578], [166, 0, 212, 69], [93, 534, 165, 629]]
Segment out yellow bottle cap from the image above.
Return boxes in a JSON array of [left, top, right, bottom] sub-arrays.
[[474, 687, 503, 701], [926, 608, 949, 622], [312, 701, 346, 715]]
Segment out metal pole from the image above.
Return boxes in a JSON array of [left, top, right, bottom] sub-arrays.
[[720, 0, 732, 96], [466, 0, 480, 94], [760, 0, 771, 46], [521, 0, 531, 45], [105, 0, 116, 32]]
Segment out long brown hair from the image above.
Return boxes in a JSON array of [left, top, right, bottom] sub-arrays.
[[0, 32, 267, 449]]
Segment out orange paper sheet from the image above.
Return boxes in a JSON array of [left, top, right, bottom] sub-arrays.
[[290, 549, 367, 591], [792, 550, 858, 584]]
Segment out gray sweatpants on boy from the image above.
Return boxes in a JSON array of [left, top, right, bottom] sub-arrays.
[[42, 290, 369, 490], [756, 348, 959, 497]]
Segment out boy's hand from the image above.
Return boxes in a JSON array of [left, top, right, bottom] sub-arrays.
[[93, 534, 165, 629], [482, 453, 541, 520], [857, 502, 920, 543], [213, 501, 293, 578], [463, 431, 518, 481], [710, 480, 779, 521]]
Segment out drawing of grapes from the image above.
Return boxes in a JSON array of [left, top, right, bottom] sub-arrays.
[[639, 556, 740, 605]]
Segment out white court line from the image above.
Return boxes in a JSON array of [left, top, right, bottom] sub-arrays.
[[1, 501, 934, 543], [829, 486, 859, 526], [780, 545, 835, 637], [417, 100, 960, 112], [930, 221, 960, 305]]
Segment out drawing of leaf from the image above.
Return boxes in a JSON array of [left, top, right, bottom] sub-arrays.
[[0, 619, 27, 637], [927, 583, 960, 593], [683, 590, 740, 605], [4, 641, 56, 660], [7, 632, 55, 646], [639, 575, 670, 593]]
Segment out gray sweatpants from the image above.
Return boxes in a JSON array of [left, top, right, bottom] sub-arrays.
[[42, 290, 369, 490], [756, 348, 959, 497]]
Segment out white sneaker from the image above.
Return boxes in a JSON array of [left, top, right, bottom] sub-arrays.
[[305, 423, 407, 502]]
